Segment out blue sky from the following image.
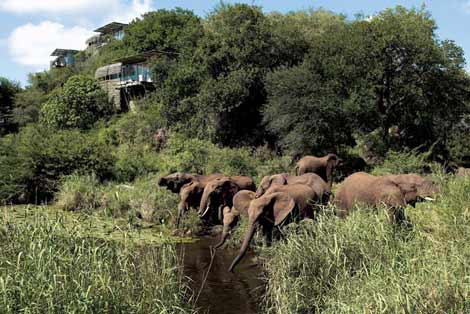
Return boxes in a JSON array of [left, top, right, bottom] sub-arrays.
[[1, 0, 470, 86]]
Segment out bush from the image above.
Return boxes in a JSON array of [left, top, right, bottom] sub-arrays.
[[56, 174, 101, 211], [372, 149, 440, 176], [100, 175, 179, 224], [447, 114, 470, 167], [1, 125, 115, 202], [159, 133, 259, 176], [40, 75, 113, 129], [262, 176, 470, 314], [0, 210, 194, 313], [112, 144, 161, 182], [102, 108, 164, 147]]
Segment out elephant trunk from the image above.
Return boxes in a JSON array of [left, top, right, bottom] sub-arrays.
[[198, 187, 212, 217], [228, 221, 257, 272], [214, 225, 231, 249]]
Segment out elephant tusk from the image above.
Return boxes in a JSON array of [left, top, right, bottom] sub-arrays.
[[424, 197, 435, 201], [200, 206, 211, 218]]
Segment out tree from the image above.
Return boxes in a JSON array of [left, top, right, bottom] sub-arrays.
[[123, 8, 203, 55], [0, 77, 21, 135], [264, 6, 470, 157], [40, 75, 112, 129]]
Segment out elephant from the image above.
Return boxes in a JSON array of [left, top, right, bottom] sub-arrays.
[[334, 172, 438, 223], [228, 183, 322, 272], [456, 167, 470, 177], [198, 176, 256, 222], [157, 172, 224, 227], [157, 172, 223, 194], [255, 172, 330, 199], [295, 154, 341, 187], [214, 190, 256, 249]]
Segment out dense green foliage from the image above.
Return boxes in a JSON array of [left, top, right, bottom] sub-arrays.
[[265, 7, 470, 155], [40, 75, 112, 129], [12, 68, 77, 127], [0, 77, 21, 135], [124, 8, 203, 55], [0, 208, 193, 313], [0, 125, 114, 202]]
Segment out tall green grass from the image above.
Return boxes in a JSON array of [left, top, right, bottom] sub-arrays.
[[262, 175, 470, 314], [0, 210, 195, 314]]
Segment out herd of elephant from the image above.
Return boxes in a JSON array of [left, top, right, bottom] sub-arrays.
[[158, 153, 441, 272]]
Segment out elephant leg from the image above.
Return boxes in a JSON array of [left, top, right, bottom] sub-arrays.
[[176, 201, 188, 229], [262, 222, 273, 247]]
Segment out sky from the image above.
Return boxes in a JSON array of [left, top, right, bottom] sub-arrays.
[[1, 0, 470, 87]]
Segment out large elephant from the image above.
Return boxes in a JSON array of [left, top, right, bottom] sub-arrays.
[[295, 154, 341, 187], [334, 172, 438, 223], [158, 172, 224, 227], [228, 184, 321, 272], [198, 176, 256, 221], [214, 190, 256, 249], [255, 172, 330, 199]]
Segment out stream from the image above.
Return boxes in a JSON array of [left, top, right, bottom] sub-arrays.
[[179, 236, 264, 314]]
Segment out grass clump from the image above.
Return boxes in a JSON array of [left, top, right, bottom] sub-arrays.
[[262, 175, 470, 314], [56, 173, 101, 211], [0, 210, 195, 314]]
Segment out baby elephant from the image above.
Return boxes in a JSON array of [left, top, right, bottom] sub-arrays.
[[295, 154, 341, 186], [213, 190, 256, 249], [256, 172, 330, 197], [229, 183, 322, 272]]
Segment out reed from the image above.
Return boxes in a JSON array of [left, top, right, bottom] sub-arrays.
[[0, 209, 195, 314]]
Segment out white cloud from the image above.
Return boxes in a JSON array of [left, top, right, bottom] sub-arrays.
[[0, 0, 153, 22], [8, 21, 93, 67], [0, 0, 116, 14], [5, 0, 154, 70], [464, 1, 470, 13], [105, 0, 152, 23]]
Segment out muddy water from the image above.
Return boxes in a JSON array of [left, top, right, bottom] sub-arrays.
[[179, 236, 264, 314]]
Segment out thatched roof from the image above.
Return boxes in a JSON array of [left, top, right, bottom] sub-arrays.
[[95, 63, 122, 79]]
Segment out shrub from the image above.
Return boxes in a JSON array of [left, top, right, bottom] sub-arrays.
[[2, 125, 115, 202], [446, 114, 470, 167], [40, 75, 113, 129], [102, 108, 164, 147], [372, 149, 440, 176], [0, 134, 30, 203], [159, 133, 260, 176], [112, 144, 161, 182]]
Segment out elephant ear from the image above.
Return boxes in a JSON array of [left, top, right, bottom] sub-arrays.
[[272, 174, 288, 185], [221, 180, 240, 202], [234, 190, 255, 214], [397, 182, 419, 203], [271, 192, 296, 226]]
